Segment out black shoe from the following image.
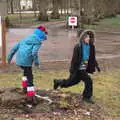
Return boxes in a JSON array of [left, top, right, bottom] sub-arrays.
[[82, 97, 95, 104], [32, 96, 38, 106], [54, 79, 59, 90]]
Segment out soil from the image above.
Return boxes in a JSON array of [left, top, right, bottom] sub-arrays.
[[0, 88, 104, 120]]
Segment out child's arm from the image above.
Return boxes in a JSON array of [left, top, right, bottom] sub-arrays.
[[32, 43, 41, 66], [94, 45, 101, 72], [69, 44, 80, 74], [7, 42, 20, 64], [95, 60, 101, 72]]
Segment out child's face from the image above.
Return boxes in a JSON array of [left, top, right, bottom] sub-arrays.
[[84, 35, 90, 44]]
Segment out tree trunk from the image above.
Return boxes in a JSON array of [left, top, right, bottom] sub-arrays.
[[10, 0, 14, 14], [32, 0, 37, 17], [37, 0, 48, 21], [51, 0, 60, 19], [18, 0, 22, 23]]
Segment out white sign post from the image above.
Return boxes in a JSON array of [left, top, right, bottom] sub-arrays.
[[68, 16, 77, 30]]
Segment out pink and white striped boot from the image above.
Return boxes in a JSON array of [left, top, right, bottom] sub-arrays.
[[26, 86, 38, 105], [21, 76, 27, 93]]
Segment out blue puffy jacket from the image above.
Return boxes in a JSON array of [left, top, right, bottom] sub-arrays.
[[7, 28, 47, 66]]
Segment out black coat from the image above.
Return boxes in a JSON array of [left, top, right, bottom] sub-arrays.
[[70, 43, 100, 74]]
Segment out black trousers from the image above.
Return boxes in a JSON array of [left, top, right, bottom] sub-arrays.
[[20, 66, 34, 87], [60, 70, 93, 99]]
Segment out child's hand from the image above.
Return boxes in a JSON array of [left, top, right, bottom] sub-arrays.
[[33, 56, 39, 67], [7, 55, 11, 64], [97, 66, 101, 72], [35, 63, 39, 66], [34, 60, 39, 68], [34, 63, 40, 69]]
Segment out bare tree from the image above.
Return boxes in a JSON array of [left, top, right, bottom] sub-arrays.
[[18, 0, 22, 23], [51, 0, 60, 19], [32, 0, 37, 17], [9, 0, 14, 14], [37, 0, 49, 21]]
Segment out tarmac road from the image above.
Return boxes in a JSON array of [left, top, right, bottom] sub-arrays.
[[5, 23, 77, 62], [1, 22, 120, 64]]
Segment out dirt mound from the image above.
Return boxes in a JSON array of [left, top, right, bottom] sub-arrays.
[[0, 88, 104, 120]]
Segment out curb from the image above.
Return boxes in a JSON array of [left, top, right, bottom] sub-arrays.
[[95, 31, 120, 35], [31, 20, 66, 28]]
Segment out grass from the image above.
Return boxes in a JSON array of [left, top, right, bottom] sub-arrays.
[[0, 70, 120, 117], [84, 24, 97, 29], [84, 15, 120, 30], [98, 15, 120, 26], [8, 13, 38, 26], [7, 13, 65, 27], [93, 71, 120, 117]]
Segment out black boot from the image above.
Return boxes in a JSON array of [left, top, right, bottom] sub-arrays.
[[26, 95, 38, 106], [54, 79, 62, 90], [82, 97, 95, 104]]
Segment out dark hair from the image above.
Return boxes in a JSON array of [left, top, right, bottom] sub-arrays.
[[78, 30, 95, 44]]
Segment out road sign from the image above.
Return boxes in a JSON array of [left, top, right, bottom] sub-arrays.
[[68, 16, 77, 26]]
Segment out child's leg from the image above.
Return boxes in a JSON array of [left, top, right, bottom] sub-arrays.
[[22, 76, 27, 93], [20, 66, 28, 93], [23, 67, 34, 87], [80, 71, 93, 99], [22, 66, 37, 105], [54, 71, 80, 89], [22, 67, 35, 93]]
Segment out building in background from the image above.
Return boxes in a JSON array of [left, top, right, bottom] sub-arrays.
[[20, 0, 33, 10]]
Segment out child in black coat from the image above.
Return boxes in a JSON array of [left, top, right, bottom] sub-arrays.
[[54, 30, 100, 103]]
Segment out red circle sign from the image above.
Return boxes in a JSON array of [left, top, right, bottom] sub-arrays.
[[70, 17, 75, 23], [68, 16, 77, 26]]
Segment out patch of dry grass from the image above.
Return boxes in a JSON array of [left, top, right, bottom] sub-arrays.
[[0, 70, 119, 117]]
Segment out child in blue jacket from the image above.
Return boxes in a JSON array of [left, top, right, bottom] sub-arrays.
[[7, 26, 48, 105]]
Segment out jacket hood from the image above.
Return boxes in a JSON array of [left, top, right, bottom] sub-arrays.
[[78, 29, 95, 44], [23, 28, 47, 45], [33, 28, 47, 41]]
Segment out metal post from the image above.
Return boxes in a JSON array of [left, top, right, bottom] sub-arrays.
[[72, 25, 74, 30], [1, 19, 6, 66], [0, 0, 7, 66]]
